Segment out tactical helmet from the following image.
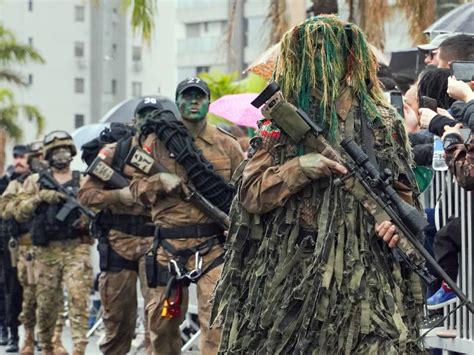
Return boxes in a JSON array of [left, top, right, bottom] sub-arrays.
[[43, 130, 77, 160]]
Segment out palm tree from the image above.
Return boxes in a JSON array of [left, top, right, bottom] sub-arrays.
[[0, 23, 45, 174]]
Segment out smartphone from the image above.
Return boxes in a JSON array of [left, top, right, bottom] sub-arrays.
[[390, 91, 404, 118], [450, 61, 474, 82], [420, 96, 438, 111]]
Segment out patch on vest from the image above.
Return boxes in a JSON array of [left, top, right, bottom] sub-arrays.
[[258, 119, 281, 139]]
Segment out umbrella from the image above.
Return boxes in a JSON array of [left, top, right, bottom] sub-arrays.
[[424, 3, 474, 35], [100, 95, 181, 123], [209, 93, 261, 129], [71, 123, 109, 150], [245, 43, 280, 80]]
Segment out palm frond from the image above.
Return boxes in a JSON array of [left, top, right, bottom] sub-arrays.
[[358, 0, 391, 51], [0, 88, 15, 104], [0, 69, 28, 86], [122, 0, 156, 43], [0, 41, 45, 64], [265, 0, 289, 47], [0, 106, 22, 140], [396, 0, 435, 45]]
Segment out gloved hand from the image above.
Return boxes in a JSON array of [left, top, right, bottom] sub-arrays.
[[299, 153, 347, 180], [117, 186, 135, 206], [38, 190, 67, 204], [159, 173, 181, 195]]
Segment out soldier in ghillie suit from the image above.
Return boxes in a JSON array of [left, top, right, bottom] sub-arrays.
[[212, 16, 425, 354]]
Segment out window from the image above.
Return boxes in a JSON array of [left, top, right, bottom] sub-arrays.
[[28, 0, 33, 12], [74, 42, 84, 57], [132, 82, 142, 97], [196, 66, 209, 74], [186, 23, 200, 38], [111, 79, 117, 95], [75, 6, 85, 22], [74, 78, 84, 93], [132, 46, 141, 62], [28, 37, 33, 46], [28, 74, 33, 85], [74, 114, 85, 128]]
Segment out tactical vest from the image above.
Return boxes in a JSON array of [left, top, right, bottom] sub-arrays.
[[32, 171, 81, 246]]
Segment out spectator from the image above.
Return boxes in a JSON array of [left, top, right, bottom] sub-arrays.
[[418, 33, 456, 66], [437, 34, 474, 69]]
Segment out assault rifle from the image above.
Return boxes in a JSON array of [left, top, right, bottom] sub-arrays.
[[38, 170, 96, 222], [86, 156, 129, 188], [125, 145, 230, 229], [252, 82, 474, 314]]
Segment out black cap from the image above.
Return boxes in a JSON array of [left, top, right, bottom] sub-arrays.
[[134, 97, 164, 117], [175, 77, 210, 100], [13, 144, 27, 157]]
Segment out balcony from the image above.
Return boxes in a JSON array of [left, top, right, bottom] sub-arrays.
[[177, 36, 228, 67], [177, 0, 227, 23]]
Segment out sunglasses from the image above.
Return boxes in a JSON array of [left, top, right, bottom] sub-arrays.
[[44, 130, 70, 145]]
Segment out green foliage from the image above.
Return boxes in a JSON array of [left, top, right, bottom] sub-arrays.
[[121, 0, 156, 43], [0, 22, 45, 140]]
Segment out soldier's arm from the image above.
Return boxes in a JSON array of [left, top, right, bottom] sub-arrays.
[[129, 135, 172, 206], [0, 180, 19, 215], [227, 138, 245, 176], [77, 175, 121, 209], [15, 174, 41, 222]]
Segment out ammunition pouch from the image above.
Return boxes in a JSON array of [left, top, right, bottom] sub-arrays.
[[32, 202, 81, 246], [98, 236, 138, 273]]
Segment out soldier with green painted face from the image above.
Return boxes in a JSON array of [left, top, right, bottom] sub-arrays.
[[130, 79, 244, 355], [213, 16, 425, 354]]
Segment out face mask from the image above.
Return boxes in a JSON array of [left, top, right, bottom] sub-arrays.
[[50, 148, 72, 170], [177, 91, 209, 121]]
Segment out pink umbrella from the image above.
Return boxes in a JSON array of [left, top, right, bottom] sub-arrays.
[[209, 93, 262, 129]]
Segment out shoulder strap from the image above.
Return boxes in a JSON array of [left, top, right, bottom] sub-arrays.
[[112, 137, 133, 172], [72, 170, 81, 188]]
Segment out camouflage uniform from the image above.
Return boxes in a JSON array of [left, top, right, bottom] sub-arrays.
[[3, 178, 66, 355], [16, 172, 92, 354], [130, 123, 243, 355], [445, 133, 474, 190], [78, 140, 159, 355]]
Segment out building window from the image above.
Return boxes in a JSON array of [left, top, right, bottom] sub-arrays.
[[132, 46, 141, 62], [75, 6, 85, 22], [111, 79, 117, 95], [74, 42, 84, 57], [75, 114, 85, 128], [186, 23, 200, 38], [132, 82, 142, 97], [28, 0, 33, 12], [196, 66, 209, 74], [75, 78, 84, 93], [28, 74, 33, 85]]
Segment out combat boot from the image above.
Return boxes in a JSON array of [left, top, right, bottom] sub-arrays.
[[20, 327, 35, 355], [52, 330, 68, 355], [5, 326, 19, 352], [0, 325, 8, 345]]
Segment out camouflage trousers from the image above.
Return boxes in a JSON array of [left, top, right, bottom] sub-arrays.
[[34, 239, 93, 352], [99, 253, 160, 355], [17, 245, 65, 333], [148, 246, 223, 355]]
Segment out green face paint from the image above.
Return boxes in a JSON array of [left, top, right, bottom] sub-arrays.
[[177, 90, 209, 121]]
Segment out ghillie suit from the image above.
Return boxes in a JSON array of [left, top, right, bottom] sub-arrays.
[[212, 16, 425, 354]]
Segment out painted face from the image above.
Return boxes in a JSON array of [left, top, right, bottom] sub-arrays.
[[177, 89, 209, 121], [134, 107, 155, 133]]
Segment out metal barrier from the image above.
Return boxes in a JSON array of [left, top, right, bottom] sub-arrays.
[[423, 171, 474, 354]]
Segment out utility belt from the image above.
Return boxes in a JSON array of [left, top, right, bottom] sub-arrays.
[[98, 213, 154, 237], [145, 223, 225, 288], [98, 236, 138, 273]]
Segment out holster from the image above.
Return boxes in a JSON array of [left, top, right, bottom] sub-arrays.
[[98, 236, 138, 273], [8, 237, 18, 268]]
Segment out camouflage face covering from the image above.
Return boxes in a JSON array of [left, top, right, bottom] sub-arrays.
[[177, 89, 209, 121], [212, 15, 424, 355]]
